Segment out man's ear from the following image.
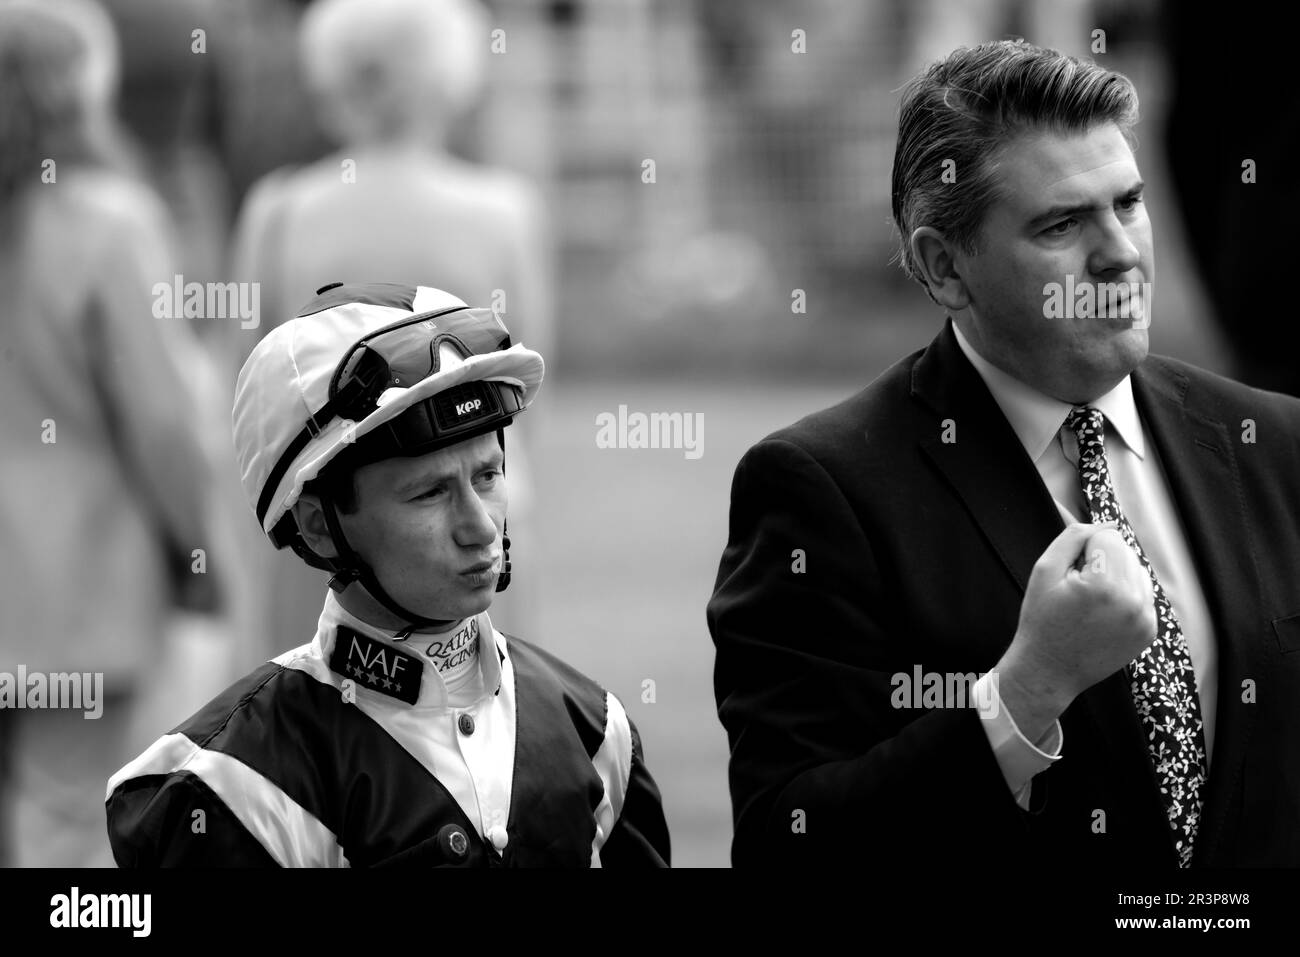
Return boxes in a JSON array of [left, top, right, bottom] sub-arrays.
[[911, 226, 972, 311], [291, 493, 340, 560]]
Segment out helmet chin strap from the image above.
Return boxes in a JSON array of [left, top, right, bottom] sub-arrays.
[[319, 494, 455, 637]]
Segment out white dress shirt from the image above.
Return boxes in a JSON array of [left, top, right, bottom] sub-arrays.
[[952, 323, 1219, 809]]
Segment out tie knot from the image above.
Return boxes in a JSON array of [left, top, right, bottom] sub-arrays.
[[1066, 405, 1105, 442]]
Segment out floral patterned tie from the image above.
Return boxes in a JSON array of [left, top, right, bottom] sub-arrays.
[[1066, 406, 1208, 867]]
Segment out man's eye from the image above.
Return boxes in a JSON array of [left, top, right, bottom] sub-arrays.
[[478, 469, 501, 483], [1044, 218, 1077, 236], [414, 486, 444, 500], [1118, 195, 1144, 212]]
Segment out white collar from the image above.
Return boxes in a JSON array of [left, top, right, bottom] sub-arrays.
[[313, 589, 506, 708], [951, 321, 1146, 462]]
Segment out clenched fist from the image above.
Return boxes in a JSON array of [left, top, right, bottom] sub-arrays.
[[993, 522, 1157, 742]]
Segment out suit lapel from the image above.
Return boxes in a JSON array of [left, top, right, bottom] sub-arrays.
[[1131, 360, 1263, 866], [911, 319, 1065, 594]]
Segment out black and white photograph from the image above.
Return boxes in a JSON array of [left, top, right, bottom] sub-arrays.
[[0, 0, 1296, 936]]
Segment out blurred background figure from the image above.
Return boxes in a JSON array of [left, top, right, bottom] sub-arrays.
[[226, 0, 555, 657], [95, 0, 232, 324], [0, 0, 239, 866]]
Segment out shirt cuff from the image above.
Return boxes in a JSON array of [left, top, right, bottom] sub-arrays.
[[974, 672, 1063, 810]]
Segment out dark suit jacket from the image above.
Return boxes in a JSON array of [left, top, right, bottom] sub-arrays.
[[708, 319, 1300, 867]]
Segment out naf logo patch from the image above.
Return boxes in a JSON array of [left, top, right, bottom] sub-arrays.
[[329, 627, 422, 705]]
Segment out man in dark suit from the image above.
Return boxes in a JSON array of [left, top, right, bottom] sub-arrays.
[[708, 40, 1300, 868]]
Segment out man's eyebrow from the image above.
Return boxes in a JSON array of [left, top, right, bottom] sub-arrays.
[[393, 452, 505, 496], [1025, 181, 1145, 230]]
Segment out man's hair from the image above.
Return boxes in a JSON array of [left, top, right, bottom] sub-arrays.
[[298, 0, 489, 145], [891, 40, 1140, 291]]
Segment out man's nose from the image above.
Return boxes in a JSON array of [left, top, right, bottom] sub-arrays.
[[453, 486, 499, 548], [1088, 211, 1141, 275]]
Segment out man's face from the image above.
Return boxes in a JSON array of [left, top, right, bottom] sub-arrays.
[[952, 122, 1153, 403], [339, 430, 506, 622]]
